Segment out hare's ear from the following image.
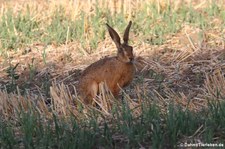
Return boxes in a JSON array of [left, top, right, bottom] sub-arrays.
[[123, 21, 132, 44], [106, 23, 121, 48]]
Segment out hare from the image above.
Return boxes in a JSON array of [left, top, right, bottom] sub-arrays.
[[78, 21, 135, 104]]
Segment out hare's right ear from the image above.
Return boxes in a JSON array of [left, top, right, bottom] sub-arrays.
[[106, 23, 121, 48], [123, 21, 132, 44]]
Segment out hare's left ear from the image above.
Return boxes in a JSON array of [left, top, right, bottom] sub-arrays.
[[106, 23, 121, 49], [123, 21, 132, 44]]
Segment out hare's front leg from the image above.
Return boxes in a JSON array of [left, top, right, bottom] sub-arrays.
[[111, 85, 120, 98], [83, 81, 98, 104]]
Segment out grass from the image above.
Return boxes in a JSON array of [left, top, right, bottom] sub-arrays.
[[0, 0, 225, 148], [0, 0, 224, 52], [0, 99, 224, 148]]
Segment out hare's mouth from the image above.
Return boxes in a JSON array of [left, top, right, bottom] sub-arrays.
[[129, 58, 134, 62], [124, 58, 134, 63], [129, 61, 134, 64]]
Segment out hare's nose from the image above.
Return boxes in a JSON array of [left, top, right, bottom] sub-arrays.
[[129, 58, 134, 62]]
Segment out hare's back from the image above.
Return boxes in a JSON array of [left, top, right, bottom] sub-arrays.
[[80, 56, 134, 85], [81, 57, 117, 76]]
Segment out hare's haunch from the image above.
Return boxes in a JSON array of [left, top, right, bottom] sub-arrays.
[[78, 21, 135, 104]]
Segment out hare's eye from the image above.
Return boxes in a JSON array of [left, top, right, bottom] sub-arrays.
[[122, 47, 126, 52]]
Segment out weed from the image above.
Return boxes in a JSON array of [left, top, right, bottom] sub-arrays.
[[5, 63, 19, 93], [0, 97, 225, 148], [0, 119, 16, 149], [42, 46, 47, 65]]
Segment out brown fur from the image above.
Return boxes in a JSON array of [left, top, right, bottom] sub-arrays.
[[78, 21, 135, 104]]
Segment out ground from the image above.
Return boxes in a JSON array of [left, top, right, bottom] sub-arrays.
[[0, 0, 225, 148]]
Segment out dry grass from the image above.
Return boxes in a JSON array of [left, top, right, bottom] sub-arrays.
[[0, 1, 224, 148], [0, 0, 225, 121]]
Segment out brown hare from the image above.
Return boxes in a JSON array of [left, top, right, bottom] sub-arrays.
[[78, 21, 135, 104]]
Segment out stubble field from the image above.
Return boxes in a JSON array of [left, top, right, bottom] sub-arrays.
[[0, 0, 225, 148]]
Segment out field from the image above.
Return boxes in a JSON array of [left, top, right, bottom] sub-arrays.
[[0, 0, 225, 148]]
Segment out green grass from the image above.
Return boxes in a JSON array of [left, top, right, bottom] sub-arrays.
[[0, 99, 224, 148], [1, 1, 225, 148], [0, 2, 224, 52]]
